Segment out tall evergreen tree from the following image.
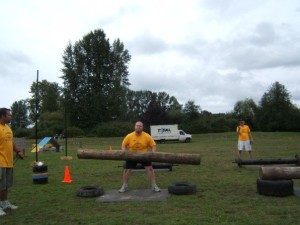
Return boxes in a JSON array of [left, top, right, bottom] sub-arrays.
[[28, 80, 62, 123], [141, 101, 167, 128], [257, 81, 294, 131], [108, 39, 131, 120], [233, 98, 257, 129], [125, 90, 182, 124], [10, 100, 30, 129], [183, 100, 201, 121], [61, 29, 131, 129]]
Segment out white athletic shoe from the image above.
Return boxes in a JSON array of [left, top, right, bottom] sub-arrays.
[[1, 201, 18, 210], [0, 208, 6, 216], [119, 185, 128, 193], [152, 184, 161, 192]]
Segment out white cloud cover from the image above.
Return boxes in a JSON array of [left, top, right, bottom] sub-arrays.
[[1, 0, 300, 113]]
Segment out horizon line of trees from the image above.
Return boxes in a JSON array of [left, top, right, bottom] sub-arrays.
[[8, 29, 300, 138]]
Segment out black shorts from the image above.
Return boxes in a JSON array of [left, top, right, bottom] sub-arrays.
[[124, 161, 152, 169]]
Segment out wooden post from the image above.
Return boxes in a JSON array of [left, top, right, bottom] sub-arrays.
[[259, 166, 300, 180], [77, 149, 201, 165]]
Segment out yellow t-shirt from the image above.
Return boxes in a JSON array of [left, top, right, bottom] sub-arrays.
[[122, 131, 156, 152], [0, 124, 14, 167], [237, 125, 251, 141]]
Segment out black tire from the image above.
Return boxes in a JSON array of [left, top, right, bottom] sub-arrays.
[[33, 177, 48, 184], [159, 139, 166, 144], [76, 185, 104, 197], [185, 138, 191, 143], [33, 165, 48, 173], [168, 182, 197, 195], [257, 179, 293, 197]]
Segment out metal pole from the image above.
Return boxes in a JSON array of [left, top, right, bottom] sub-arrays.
[[64, 85, 68, 157], [35, 70, 39, 162]]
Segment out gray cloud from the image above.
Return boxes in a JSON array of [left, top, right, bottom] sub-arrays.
[[214, 22, 300, 71], [127, 33, 169, 55], [1, 0, 300, 113], [0, 50, 32, 79]]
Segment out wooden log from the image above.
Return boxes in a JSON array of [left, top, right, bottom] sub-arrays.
[[77, 149, 201, 165], [259, 166, 300, 180], [234, 155, 300, 167]]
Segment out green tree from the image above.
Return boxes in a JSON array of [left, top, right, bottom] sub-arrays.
[[167, 96, 182, 111], [36, 111, 65, 138], [257, 82, 295, 131], [28, 80, 62, 122], [109, 39, 131, 120], [11, 100, 30, 129], [126, 90, 182, 127], [141, 101, 167, 128], [233, 98, 257, 129], [183, 100, 201, 121], [288, 106, 300, 131], [61, 29, 131, 129]]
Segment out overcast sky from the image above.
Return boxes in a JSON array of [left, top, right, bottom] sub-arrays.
[[1, 0, 300, 113]]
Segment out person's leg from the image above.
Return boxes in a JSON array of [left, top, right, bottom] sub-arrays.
[[1, 168, 17, 210], [122, 161, 136, 184], [0, 190, 7, 201], [245, 140, 253, 159], [145, 166, 155, 184], [122, 169, 131, 185], [0, 168, 8, 201], [119, 161, 135, 192], [237, 141, 244, 158], [0, 169, 7, 216], [144, 165, 160, 192], [238, 150, 242, 158], [119, 169, 130, 192], [248, 151, 253, 159]]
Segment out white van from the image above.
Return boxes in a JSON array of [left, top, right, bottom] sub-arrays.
[[150, 124, 192, 143]]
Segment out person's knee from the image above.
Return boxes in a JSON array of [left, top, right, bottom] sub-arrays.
[[124, 169, 131, 175], [145, 167, 153, 173]]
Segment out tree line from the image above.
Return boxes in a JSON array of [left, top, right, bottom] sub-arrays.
[[9, 29, 300, 138]]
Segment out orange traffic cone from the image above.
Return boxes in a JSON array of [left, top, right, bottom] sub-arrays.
[[62, 166, 73, 183], [109, 146, 112, 150]]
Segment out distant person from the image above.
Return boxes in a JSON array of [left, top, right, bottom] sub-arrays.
[[0, 108, 24, 217], [119, 121, 160, 193], [237, 119, 253, 159]]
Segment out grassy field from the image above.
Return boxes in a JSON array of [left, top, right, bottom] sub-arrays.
[[2, 132, 300, 225]]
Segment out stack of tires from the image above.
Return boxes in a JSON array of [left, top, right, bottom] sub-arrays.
[[257, 166, 297, 197], [32, 164, 48, 184]]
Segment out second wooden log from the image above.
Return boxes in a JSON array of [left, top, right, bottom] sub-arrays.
[[259, 166, 300, 180]]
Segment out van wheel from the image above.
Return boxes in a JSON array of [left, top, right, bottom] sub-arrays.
[[168, 182, 196, 195], [76, 185, 104, 197], [185, 138, 191, 143], [159, 139, 166, 144], [257, 179, 293, 197]]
